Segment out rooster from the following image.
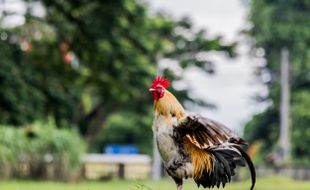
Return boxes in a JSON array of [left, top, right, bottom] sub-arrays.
[[149, 76, 256, 190]]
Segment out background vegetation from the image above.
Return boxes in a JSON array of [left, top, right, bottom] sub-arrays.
[[0, 0, 310, 182], [0, 0, 235, 179], [0, 0, 234, 154], [244, 0, 310, 164], [0, 121, 85, 180]]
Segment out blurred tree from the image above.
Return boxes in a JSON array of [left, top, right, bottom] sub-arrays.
[[245, 0, 310, 163], [0, 0, 235, 152], [0, 23, 81, 127]]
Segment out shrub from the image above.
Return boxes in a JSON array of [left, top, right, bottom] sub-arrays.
[[0, 121, 86, 180]]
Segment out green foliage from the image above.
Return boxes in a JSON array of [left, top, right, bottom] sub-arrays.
[[0, 0, 235, 154], [291, 90, 310, 163], [244, 108, 279, 156], [0, 121, 86, 179], [0, 39, 43, 124], [0, 27, 80, 127], [0, 126, 27, 170], [28, 120, 86, 170], [245, 0, 310, 163]]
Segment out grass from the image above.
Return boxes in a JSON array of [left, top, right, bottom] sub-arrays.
[[1, 176, 310, 190]]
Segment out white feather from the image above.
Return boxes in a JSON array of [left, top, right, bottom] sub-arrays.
[[153, 111, 193, 178], [153, 113, 178, 164]]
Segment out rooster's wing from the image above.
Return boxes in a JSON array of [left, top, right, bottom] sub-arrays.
[[174, 114, 256, 190], [177, 115, 247, 148]]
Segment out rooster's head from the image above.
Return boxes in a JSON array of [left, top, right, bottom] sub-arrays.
[[149, 76, 170, 101]]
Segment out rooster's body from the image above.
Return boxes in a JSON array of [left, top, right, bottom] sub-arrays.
[[150, 77, 256, 190]]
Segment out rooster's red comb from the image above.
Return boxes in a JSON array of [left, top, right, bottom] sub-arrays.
[[151, 76, 170, 89]]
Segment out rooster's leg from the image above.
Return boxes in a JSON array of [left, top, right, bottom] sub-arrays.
[[167, 169, 183, 190], [177, 184, 183, 190]]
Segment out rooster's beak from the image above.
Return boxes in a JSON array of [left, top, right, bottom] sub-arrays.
[[149, 88, 155, 92]]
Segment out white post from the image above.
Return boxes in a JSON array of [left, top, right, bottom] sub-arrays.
[[152, 138, 161, 180], [279, 47, 290, 162]]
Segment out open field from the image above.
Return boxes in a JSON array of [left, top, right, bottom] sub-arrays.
[[1, 176, 310, 190]]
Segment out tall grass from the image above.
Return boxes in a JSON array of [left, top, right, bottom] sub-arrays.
[[0, 121, 86, 180]]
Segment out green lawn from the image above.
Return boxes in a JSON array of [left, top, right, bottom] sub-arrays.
[[1, 176, 310, 190]]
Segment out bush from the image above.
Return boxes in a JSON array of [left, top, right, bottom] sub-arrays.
[[0, 121, 86, 180]]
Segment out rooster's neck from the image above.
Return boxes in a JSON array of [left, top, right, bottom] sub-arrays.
[[154, 90, 185, 120]]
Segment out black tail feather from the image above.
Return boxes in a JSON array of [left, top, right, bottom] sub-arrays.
[[233, 145, 256, 190], [194, 146, 256, 190]]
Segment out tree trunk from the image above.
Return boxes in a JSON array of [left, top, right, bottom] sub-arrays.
[[83, 104, 114, 145]]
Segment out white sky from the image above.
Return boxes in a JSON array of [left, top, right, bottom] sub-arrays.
[[147, 0, 247, 42], [146, 0, 267, 134]]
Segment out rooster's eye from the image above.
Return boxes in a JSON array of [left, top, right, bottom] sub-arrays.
[[156, 87, 162, 92]]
